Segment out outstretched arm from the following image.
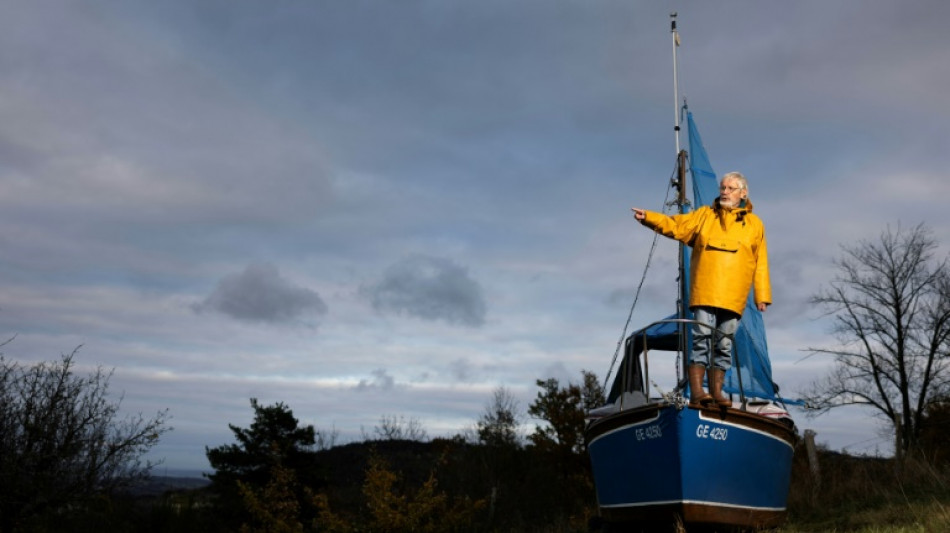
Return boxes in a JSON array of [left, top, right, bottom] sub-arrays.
[[632, 207, 703, 245]]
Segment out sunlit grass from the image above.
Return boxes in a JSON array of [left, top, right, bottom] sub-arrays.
[[776, 447, 950, 533]]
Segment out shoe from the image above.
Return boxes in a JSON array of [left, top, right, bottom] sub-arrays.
[[688, 365, 713, 407], [708, 368, 732, 408]]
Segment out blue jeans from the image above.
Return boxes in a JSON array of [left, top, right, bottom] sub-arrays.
[[691, 306, 740, 371]]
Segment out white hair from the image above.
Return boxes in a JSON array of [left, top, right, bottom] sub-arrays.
[[721, 171, 748, 192]]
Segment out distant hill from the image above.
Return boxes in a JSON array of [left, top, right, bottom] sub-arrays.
[[128, 474, 211, 497]]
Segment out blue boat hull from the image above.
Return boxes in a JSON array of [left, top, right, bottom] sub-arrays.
[[586, 404, 796, 528]]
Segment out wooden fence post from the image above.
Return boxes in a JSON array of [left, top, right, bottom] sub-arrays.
[[804, 429, 820, 483]]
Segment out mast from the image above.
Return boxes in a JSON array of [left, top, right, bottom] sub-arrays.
[[671, 12, 682, 156], [671, 13, 690, 372]]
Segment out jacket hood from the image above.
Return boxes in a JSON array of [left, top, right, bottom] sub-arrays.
[[713, 197, 754, 230]]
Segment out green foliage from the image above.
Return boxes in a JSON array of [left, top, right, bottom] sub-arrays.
[[527, 370, 603, 455], [205, 398, 323, 530], [0, 347, 169, 533], [521, 371, 603, 529], [207, 398, 317, 481]]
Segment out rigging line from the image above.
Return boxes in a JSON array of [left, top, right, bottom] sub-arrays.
[[602, 158, 680, 394]]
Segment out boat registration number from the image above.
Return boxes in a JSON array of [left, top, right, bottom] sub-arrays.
[[634, 424, 662, 441], [696, 424, 728, 441]]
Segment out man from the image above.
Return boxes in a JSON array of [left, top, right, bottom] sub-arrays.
[[631, 171, 771, 408]]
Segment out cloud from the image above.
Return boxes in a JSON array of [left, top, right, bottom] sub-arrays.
[[194, 263, 327, 324], [449, 358, 475, 382], [355, 368, 396, 391], [4, 0, 941, 468], [363, 254, 486, 327]]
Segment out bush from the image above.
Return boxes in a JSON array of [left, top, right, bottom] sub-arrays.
[[0, 347, 169, 533]]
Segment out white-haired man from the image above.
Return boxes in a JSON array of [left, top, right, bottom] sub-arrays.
[[631, 171, 771, 408]]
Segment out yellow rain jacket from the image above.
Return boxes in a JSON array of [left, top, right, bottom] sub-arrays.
[[640, 198, 771, 315]]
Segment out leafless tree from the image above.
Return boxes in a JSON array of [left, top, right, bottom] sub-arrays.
[[370, 414, 428, 441], [802, 223, 950, 455], [476, 386, 523, 448], [0, 347, 170, 532]]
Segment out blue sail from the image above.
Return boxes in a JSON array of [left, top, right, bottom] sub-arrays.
[[686, 111, 784, 402]]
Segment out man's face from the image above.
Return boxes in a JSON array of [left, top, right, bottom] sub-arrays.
[[719, 178, 746, 207]]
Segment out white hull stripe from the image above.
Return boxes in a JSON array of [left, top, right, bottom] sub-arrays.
[[697, 410, 794, 451], [600, 498, 786, 512], [588, 412, 661, 444]]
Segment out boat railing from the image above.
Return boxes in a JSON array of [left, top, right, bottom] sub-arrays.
[[623, 318, 748, 411]]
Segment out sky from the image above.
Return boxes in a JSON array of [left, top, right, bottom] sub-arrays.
[[1, 0, 949, 473]]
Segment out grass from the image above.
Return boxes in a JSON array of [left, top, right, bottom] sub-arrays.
[[774, 446, 950, 533], [779, 499, 950, 532]]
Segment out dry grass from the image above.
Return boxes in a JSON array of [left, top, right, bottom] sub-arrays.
[[778, 446, 950, 533]]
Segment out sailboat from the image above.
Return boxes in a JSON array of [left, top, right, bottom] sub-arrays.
[[584, 15, 798, 531]]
